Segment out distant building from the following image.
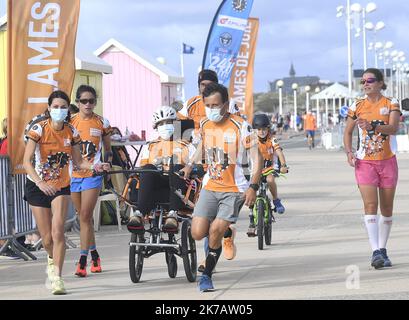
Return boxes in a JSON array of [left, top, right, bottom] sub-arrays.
[[269, 63, 326, 94]]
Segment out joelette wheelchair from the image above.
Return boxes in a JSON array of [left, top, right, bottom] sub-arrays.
[[96, 165, 204, 283]]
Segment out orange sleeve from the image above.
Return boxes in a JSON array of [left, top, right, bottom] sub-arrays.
[[347, 101, 358, 119], [71, 127, 82, 146], [25, 123, 43, 142]]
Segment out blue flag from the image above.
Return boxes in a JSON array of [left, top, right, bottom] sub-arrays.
[[183, 43, 195, 54], [202, 0, 254, 86]]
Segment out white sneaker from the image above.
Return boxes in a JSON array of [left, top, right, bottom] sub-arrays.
[[167, 210, 178, 218], [52, 276, 67, 295], [130, 209, 143, 218], [46, 256, 55, 283], [163, 210, 178, 230]]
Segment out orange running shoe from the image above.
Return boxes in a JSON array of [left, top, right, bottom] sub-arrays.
[[90, 258, 102, 273], [75, 263, 87, 277], [223, 226, 237, 260]]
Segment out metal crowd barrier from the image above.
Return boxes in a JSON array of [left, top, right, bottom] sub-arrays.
[[0, 156, 11, 241], [13, 174, 37, 237], [321, 123, 346, 150], [0, 156, 37, 260], [0, 156, 78, 261]]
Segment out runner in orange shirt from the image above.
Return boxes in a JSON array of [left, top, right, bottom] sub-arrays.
[[70, 85, 113, 278], [178, 69, 244, 136], [304, 111, 317, 149], [344, 68, 401, 269], [23, 90, 109, 295], [178, 69, 219, 141], [181, 83, 263, 292], [179, 69, 237, 270]]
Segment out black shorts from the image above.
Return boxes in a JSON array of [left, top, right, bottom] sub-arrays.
[[24, 179, 71, 208]]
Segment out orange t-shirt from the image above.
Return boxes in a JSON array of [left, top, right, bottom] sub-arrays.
[[25, 118, 81, 189], [304, 114, 317, 131], [178, 95, 206, 131], [140, 138, 195, 171], [70, 113, 112, 178], [257, 134, 281, 161], [200, 113, 257, 193], [348, 96, 401, 160]]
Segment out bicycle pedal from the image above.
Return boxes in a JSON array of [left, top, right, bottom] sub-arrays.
[[246, 231, 256, 237]]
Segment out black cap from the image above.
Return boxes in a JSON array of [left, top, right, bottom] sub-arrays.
[[198, 69, 218, 87]]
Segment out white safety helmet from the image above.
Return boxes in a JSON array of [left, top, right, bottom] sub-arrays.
[[152, 105, 177, 128]]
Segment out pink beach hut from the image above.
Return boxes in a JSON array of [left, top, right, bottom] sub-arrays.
[[94, 39, 184, 140]]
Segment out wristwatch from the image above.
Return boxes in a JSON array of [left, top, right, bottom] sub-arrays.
[[249, 183, 259, 192]]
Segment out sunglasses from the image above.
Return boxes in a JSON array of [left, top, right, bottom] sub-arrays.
[[360, 77, 377, 85], [77, 98, 96, 105]]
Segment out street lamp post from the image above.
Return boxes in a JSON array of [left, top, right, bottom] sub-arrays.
[[391, 50, 399, 97], [350, 2, 377, 70], [292, 83, 298, 131], [315, 87, 320, 128], [305, 85, 311, 113], [277, 80, 284, 116], [366, 21, 386, 68], [336, 1, 353, 100]]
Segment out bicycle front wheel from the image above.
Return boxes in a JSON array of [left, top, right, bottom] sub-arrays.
[[264, 200, 273, 245], [257, 199, 265, 250]]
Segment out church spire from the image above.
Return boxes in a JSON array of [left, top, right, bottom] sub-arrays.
[[289, 62, 296, 77]]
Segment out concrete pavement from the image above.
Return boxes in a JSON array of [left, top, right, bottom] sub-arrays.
[[1, 143, 409, 300]]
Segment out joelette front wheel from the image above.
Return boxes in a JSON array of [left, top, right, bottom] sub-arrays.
[[129, 233, 144, 283], [166, 252, 178, 278]]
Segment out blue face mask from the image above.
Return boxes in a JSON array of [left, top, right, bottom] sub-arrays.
[[157, 124, 174, 140], [205, 107, 224, 122], [49, 108, 68, 122]]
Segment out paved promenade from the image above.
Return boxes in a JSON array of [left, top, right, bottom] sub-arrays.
[[1, 143, 409, 300]]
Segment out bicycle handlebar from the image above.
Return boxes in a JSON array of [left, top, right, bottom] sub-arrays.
[[261, 166, 289, 178]]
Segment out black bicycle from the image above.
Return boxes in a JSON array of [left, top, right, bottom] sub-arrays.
[[251, 167, 283, 250]]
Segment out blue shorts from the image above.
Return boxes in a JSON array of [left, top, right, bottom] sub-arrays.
[[306, 130, 315, 138], [71, 176, 103, 193]]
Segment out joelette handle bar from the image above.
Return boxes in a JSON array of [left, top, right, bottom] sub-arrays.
[[92, 168, 162, 177]]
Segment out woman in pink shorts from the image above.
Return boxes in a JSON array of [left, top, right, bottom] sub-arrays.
[[344, 68, 401, 269]]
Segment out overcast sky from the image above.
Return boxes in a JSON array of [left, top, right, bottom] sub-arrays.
[[1, 0, 409, 98]]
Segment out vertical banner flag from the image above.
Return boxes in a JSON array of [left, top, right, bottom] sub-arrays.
[[228, 17, 259, 123], [8, 0, 80, 173], [202, 0, 254, 87]]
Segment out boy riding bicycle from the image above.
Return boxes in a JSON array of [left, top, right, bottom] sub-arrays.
[[127, 106, 196, 233], [248, 114, 288, 237]]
